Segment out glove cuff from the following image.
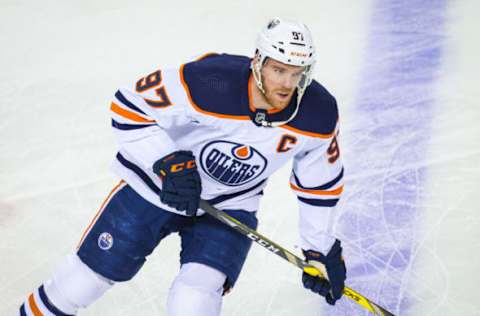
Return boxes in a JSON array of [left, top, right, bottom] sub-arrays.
[[303, 239, 342, 264]]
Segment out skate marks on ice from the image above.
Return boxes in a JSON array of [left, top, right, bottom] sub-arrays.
[[334, 0, 449, 315]]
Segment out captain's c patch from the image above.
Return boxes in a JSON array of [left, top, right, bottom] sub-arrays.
[[277, 134, 297, 153]]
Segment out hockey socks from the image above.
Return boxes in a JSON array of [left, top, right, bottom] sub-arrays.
[[19, 254, 113, 315]]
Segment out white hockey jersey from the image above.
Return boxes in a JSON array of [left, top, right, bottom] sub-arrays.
[[110, 53, 344, 253]]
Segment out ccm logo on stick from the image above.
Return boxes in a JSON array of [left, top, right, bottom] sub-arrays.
[[247, 232, 280, 254]]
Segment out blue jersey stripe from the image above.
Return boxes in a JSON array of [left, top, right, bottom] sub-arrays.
[[117, 153, 267, 208], [19, 304, 27, 316], [111, 119, 154, 130], [115, 90, 147, 115], [298, 196, 339, 207], [207, 180, 266, 206], [293, 167, 343, 191], [116, 153, 161, 194]]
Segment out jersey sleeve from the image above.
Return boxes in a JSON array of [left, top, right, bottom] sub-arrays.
[[109, 67, 191, 171], [290, 131, 344, 254]]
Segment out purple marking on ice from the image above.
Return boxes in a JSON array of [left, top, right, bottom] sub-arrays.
[[331, 1, 447, 315]]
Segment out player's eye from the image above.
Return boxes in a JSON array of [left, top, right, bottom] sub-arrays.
[[293, 70, 305, 77]]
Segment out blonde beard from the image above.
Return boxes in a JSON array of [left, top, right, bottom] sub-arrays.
[[264, 89, 294, 110]]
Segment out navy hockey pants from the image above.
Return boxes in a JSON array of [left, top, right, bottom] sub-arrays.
[[77, 182, 257, 287]]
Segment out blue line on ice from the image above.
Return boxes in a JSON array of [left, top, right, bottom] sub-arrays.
[[335, 1, 447, 314]]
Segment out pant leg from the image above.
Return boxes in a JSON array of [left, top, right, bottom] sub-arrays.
[[19, 182, 189, 315], [179, 209, 258, 290], [165, 210, 257, 316], [77, 183, 185, 281]]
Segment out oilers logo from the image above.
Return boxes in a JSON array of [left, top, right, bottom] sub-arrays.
[[98, 232, 113, 250], [200, 141, 267, 186]]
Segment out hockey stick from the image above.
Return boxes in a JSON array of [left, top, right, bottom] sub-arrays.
[[199, 200, 395, 316]]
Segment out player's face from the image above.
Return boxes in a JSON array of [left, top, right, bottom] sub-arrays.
[[260, 59, 305, 109]]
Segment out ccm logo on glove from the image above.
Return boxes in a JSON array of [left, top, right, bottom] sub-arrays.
[[159, 158, 197, 175], [153, 150, 202, 216]]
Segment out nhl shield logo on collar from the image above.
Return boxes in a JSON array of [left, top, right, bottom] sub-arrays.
[[98, 232, 114, 250], [254, 110, 267, 126]]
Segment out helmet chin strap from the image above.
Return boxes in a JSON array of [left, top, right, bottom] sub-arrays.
[[250, 60, 304, 128], [251, 58, 266, 94]]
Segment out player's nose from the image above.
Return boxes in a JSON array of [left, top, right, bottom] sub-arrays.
[[282, 75, 297, 89]]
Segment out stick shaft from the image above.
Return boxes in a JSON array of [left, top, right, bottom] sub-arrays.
[[199, 200, 395, 316]]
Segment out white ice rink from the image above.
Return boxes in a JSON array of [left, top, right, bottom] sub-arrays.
[[1, 1, 479, 315]]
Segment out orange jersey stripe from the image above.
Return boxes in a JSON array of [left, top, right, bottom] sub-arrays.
[[110, 102, 155, 123], [281, 124, 335, 139], [290, 183, 344, 196], [179, 64, 251, 121], [28, 294, 43, 316], [76, 181, 126, 249]]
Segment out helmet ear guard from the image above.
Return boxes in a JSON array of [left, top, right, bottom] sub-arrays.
[[250, 17, 316, 127]]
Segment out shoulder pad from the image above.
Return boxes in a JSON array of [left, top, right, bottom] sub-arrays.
[[181, 54, 251, 118], [286, 80, 338, 137]]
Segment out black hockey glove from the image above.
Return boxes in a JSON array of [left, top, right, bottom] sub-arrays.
[[153, 150, 202, 216], [302, 239, 346, 305]]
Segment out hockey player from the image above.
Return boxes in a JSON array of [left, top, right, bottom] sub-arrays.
[[19, 17, 346, 315]]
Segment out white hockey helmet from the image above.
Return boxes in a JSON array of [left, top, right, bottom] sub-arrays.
[[252, 17, 316, 97]]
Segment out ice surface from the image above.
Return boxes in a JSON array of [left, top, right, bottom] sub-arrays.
[[1, 0, 479, 315]]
